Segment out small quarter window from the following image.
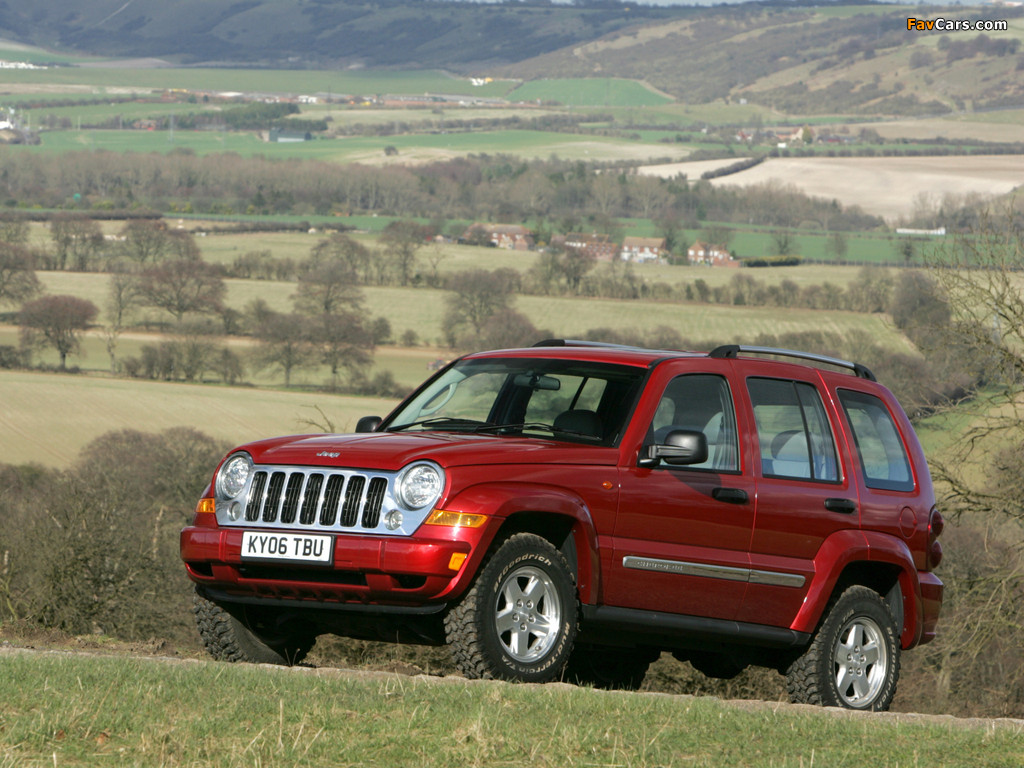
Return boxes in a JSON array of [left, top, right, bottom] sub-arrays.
[[838, 390, 914, 492]]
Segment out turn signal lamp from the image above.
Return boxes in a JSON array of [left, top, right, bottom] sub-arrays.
[[424, 510, 487, 529]]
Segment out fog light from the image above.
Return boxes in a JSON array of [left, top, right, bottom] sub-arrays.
[[227, 501, 242, 521], [384, 509, 404, 531]]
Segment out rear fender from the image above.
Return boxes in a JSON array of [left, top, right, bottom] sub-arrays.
[[442, 482, 600, 603], [792, 529, 924, 648]]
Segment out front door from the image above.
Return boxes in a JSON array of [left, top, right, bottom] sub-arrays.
[[608, 366, 756, 620]]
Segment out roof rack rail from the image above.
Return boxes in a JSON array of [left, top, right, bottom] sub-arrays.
[[708, 344, 876, 381], [533, 338, 639, 350]]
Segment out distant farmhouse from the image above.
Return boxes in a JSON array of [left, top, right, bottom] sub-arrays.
[[620, 236, 667, 264], [558, 233, 618, 262], [687, 241, 738, 268], [462, 223, 534, 250], [263, 129, 312, 143]]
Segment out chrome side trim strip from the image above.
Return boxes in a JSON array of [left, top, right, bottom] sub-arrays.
[[622, 556, 805, 589]]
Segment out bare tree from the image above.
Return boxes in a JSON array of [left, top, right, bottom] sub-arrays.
[[0, 243, 41, 308], [117, 219, 170, 266], [19, 294, 98, 369], [0, 217, 30, 246], [380, 220, 430, 286], [925, 210, 1024, 525], [293, 259, 363, 317], [308, 232, 372, 284], [104, 272, 143, 373], [49, 214, 104, 271], [442, 269, 516, 347], [253, 312, 316, 388], [139, 258, 226, 324]]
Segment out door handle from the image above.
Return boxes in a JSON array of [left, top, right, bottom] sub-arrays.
[[824, 498, 858, 514], [712, 487, 749, 504]]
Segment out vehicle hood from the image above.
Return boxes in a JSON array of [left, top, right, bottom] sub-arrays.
[[238, 431, 617, 471]]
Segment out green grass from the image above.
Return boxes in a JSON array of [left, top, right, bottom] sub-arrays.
[[0, 67, 514, 99], [24, 126, 694, 164], [0, 651, 1020, 768], [508, 78, 672, 108]]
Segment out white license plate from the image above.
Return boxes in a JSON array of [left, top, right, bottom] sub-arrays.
[[241, 532, 333, 564]]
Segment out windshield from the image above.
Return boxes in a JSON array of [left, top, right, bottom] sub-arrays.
[[383, 357, 646, 446]]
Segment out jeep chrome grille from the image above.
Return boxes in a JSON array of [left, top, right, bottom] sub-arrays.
[[219, 465, 416, 536]]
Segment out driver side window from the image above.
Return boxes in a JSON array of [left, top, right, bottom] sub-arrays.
[[649, 374, 739, 472]]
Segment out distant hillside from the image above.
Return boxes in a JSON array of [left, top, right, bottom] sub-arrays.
[[2, 1, 1023, 115], [0, 0, 684, 69], [500, 4, 1024, 115]]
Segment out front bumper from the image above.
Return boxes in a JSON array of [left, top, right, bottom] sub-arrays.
[[180, 519, 489, 607]]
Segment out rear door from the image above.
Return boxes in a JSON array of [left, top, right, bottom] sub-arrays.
[[736, 367, 860, 627]]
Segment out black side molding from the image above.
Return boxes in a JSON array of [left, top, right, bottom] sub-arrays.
[[581, 605, 810, 649]]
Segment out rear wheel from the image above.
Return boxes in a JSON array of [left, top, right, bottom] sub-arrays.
[[786, 585, 900, 710], [445, 533, 577, 683], [193, 588, 315, 666]]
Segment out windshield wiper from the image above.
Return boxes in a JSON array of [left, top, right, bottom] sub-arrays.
[[387, 417, 492, 433], [473, 422, 601, 441]]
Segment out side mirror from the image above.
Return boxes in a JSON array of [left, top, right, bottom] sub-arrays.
[[640, 429, 708, 468], [355, 416, 382, 433]]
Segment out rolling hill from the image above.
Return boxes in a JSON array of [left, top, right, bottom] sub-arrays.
[[1, 1, 1023, 115]]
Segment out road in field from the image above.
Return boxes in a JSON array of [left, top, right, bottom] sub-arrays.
[[638, 155, 1024, 222]]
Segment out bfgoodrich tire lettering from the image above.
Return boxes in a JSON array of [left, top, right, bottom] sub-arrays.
[[193, 587, 315, 666], [445, 532, 578, 683], [786, 585, 900, 711]]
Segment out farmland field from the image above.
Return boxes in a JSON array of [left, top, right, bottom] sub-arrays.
[[507, 78, 673, 107], [0, 66, 514, 99], [25, 126, 695, 165], [32, 270, 919, 352], [638, 155, 1024, 222], [0, 368, 396, 467]]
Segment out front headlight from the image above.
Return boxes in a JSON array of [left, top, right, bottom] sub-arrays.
[[395, 462, 445, 510], [216, 452, 253, 499]]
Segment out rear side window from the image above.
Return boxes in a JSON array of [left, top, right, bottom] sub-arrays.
[[838, 390, 914, 492], [748, 378, 839, 483]]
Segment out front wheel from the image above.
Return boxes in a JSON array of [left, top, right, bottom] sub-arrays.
[[445, 533, 578, 683], [193, 588, 315, 666], [786, 585, 900, 711]]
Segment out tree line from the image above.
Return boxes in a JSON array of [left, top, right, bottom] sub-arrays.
[[0, 150, 887, 232]]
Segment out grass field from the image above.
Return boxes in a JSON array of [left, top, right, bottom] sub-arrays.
[[508, 78, 672, 108], [32, 269, 916, 352], [23, 126, 694, 165], [1, 650, 1021, 768], [0, 67, 514, 100], [0, 368, 396, 467]]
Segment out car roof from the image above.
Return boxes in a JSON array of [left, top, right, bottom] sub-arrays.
[[462, 341, 877, 381]]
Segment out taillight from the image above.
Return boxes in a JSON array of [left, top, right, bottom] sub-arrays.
[[926, 508, 944, 570]]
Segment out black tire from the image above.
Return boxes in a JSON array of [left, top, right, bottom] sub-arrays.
[[786, 585, 900, 711], [444, 533, 578, 683], [563, 644, 653, 690], [193, 588, 315, 666]]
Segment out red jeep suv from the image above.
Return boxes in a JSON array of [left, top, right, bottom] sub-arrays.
[[181, 341, 943, 710]]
